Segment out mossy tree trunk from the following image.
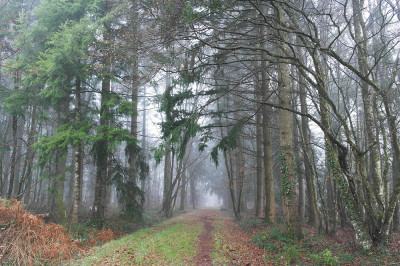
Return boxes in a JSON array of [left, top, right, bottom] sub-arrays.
[[276, 4, 302, 239]]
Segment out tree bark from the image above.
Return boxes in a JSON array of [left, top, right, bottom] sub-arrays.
[[255, 66, 264, 218], [276, 4, 302, 238], [126, 7, 140, 214], [16, 106, 36, 201], [297, 54, 320, 226], [7, 114, 18, 199], [294, 117, 305, 222], [352, 0, 384, 209], [261, 41, 275, 224], [93, 68, 111, 226], [190, 174, 196, 209], [71, 79, 83, 223], [162, 72, 172, 214], [179, 169, 186, 211]]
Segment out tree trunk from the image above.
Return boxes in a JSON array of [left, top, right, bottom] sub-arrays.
[[7, 114, 18, 199], [190, 175, 196, 209], [298, 52, 320, 226], [126, 8, 140, 214], [291, 63, 305, 222], [255, 68, 264, 218], [259, 12, 276, 222], [16, 106, 36, 201], [162, 72, 172, 214], [71, 79, 83, 223], [352, 0, 384, 210], [52, 97, 69, 222], [179, 170, 186, 211], [276, 4, 302, 239], [237, 136, 246, 214], [294, 118, 305, 222], [141, 87, 148, 205], [93, 70, 111, 227]]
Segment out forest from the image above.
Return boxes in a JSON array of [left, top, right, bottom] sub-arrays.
[[1, 0, 400, 264]]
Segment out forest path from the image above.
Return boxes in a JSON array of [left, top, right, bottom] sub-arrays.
[[194, 212, 214, 265], [73, 209, 265, 265]]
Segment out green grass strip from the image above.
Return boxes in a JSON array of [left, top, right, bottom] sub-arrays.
[[75, 219, 202, 265]]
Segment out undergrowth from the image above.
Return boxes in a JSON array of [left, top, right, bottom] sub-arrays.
[[0, 199, 83, 265], [241, 215, 400, 265], [0, 199, 128, 265]]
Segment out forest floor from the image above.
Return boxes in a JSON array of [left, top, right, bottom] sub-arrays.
[[69, 209, 400, 265], [2, 199, 399, 265]]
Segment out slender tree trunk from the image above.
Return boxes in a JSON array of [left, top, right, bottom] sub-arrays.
[[393, 159, 400, 232], [16, 106, 36, 201], [190, 175, 196, 209], [7, 115, 18, 199], [24, 122, 42, 205], [380, 95, 400, 245], [294, 118, 305, 222], [141, 87, 148, 203], [218, 95, 240, 219], [298, 55, 320, 226], [276, 4, 302, 238], [179, 170, 186, 211], [71, 79, 83, 223], [105, 151, 113, 213], [126, 8, 139, 214], [260, 17, 275, 222], [163, 72, 172, 214], [1, 119, 11, 197], [52, 98, 69, 222], [164, 153, 184, 217], [7, 70, 20, 199], [291, 63, 305, 222], [237, 135, 246, 215], [255, 70, 264, 218], [126, 70, 138, 213], [353, 0, 384, 206], [261, 58, 275, 223]]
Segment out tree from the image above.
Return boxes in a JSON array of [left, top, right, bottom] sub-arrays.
[[275, 3, 302, 239]]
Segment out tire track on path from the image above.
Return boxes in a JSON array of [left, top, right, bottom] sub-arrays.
[[194, 211, 215, 265]]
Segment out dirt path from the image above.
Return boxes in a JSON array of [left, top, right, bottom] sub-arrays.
[[74, 210, 266, 265], [194, 212, 215, 265]]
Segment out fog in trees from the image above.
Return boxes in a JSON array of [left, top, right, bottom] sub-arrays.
[[1, 0, 400, 251]]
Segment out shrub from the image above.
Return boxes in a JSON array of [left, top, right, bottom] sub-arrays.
[[310, 249, 339, 265], [283, 245, 302, 264]]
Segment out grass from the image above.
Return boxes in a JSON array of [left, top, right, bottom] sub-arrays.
[[72, 214, 202, 265], [210, 218, 231, 264]]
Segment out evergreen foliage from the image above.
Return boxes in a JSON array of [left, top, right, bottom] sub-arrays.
[[211, 119, 244, 166]]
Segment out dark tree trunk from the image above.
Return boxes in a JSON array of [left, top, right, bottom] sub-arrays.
[[255, 70, 264, 218], [93, 72, 111, 227], [7, 115, 18, 199], [179, 170, 186, 211]]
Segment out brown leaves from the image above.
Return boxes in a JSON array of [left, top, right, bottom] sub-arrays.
[[211, 212, 266, 265], [0, 199, 83, 264]]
